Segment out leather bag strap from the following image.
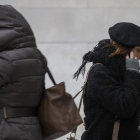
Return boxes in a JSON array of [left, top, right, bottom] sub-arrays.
[[46, 66, 56, 85], [112, 116, 120, 140]]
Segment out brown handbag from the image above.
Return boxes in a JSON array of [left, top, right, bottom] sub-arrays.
[[68, 63, 120, 140], [37, 66, 83, 140]]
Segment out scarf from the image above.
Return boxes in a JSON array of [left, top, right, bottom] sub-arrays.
[[74, 39, 126, 81]]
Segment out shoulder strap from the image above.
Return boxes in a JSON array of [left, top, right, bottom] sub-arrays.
[[112, 116, 120, 140], [46, 66, 56, 85]]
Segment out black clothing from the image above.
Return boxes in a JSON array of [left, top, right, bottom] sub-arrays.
[[109, 22, 140, 47], [0, 5, 47, 140], [81, 39, 140, 140]]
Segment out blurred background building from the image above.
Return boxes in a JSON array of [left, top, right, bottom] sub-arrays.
[[1, 0, 140, 139]]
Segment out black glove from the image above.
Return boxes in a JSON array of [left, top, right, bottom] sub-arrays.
[[126, 58, 139, 73]]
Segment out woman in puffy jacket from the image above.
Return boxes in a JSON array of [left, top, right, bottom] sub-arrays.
[[74, 22, 140, 140], [0, 5, 47, 140]]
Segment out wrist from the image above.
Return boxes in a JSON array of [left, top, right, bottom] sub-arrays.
[[126, 58, 139, 71]]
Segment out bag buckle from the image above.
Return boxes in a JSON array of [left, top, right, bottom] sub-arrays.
[[67, 129, 77, 140], [3, 107, 7, 119]]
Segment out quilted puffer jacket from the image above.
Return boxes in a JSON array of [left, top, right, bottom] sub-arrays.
[[0, 5, 47, 140]]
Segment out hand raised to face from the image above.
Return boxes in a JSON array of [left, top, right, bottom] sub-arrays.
[[126, 51, 137, 59], [125, 51, 139, 72]]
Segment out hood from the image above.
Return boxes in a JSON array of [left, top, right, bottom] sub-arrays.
[[92, 39, 126, 80], [0, 5, 36, 52]]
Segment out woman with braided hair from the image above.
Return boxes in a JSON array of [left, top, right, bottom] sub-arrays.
[[74, 22, 140, 140]]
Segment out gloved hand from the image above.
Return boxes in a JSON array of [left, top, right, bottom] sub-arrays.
[[126, 51, 139, 73]]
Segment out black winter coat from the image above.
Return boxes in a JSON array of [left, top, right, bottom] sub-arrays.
[[81, 39, 140, 140], [0, 5, 47, 140]]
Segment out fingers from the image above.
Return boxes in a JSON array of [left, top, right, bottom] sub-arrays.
[[126, 55, 129, 59], [130, 51, 137, 59], [126, 51, 138, 59], [130, 51, 134, 58]]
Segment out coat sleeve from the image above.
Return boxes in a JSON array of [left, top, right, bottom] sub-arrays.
[[87, 66, 140, 119]]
